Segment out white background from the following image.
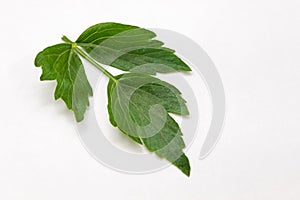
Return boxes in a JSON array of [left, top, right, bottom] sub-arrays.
[[1, 0, 300, 199]]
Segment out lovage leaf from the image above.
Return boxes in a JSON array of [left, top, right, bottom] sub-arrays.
[[35, 22, 192, 176], [108, 73, 190, 176], [76, 22, 191, 74], [34, 43, 93, 122]]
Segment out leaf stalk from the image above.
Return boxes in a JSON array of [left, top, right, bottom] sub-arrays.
[[61, 35, 118, 83]]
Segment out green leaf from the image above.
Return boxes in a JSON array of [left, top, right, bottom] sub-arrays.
[[34, 43, 93, 122], [76, 22, 191, 74], [107, 76, 142, 144], [108, 73, 190, 176], [35, 22, 192, 176]]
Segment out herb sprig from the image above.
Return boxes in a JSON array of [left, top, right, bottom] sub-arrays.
[[35, 22, 192, 176]]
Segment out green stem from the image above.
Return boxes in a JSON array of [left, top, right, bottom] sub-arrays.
[[61, 35, 73, 43], [61, 35, 117, 83], [74, 48, 117, 83]]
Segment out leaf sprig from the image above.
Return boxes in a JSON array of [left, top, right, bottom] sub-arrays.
[[35, 22, 192, 176]]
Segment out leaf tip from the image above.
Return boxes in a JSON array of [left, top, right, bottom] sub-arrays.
[[34, 51, 43, 67], [173, 154, 191, 177], [75, 114, 84, 122]]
